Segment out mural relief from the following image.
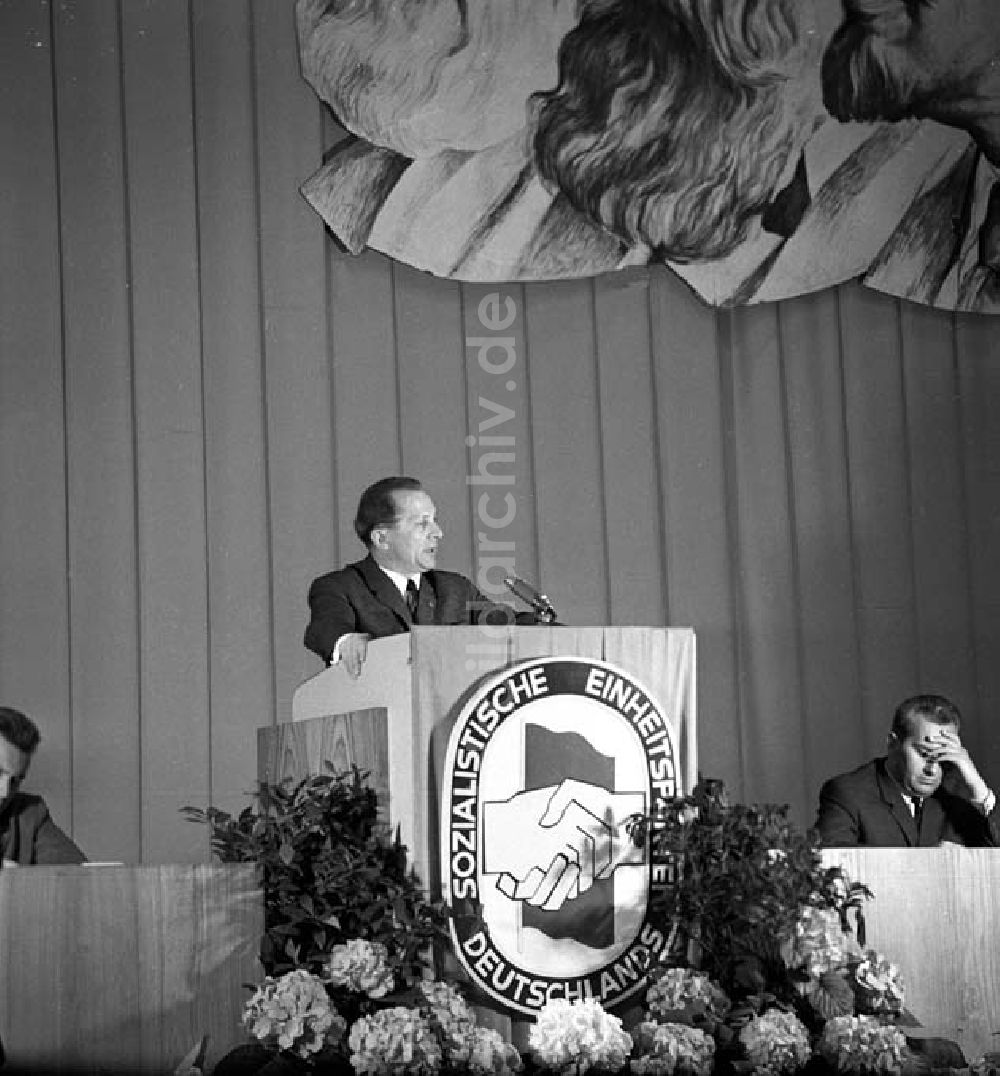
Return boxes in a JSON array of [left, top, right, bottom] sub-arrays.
[[296, 0, 1000, 312]]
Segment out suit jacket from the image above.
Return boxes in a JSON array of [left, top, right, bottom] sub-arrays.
[[814, 757, 1000, 848], [304, 554, 524, 663], [0, 792, 86, 865]]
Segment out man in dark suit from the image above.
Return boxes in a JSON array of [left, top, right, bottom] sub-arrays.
[[814, 694, 999, 847], [305, 476, 528, 675], [0, 706, 85, 866]]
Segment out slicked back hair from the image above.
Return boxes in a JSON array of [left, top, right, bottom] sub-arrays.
[[354, 476, 423, 547], [890, 694, 961, 741], [0, 707, 41, 755]]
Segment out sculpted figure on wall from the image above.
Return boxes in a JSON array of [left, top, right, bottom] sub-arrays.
[[296, 0, 1000, 313]]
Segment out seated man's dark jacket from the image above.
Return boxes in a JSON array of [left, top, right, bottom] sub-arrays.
[[305, 554, 528, 663], [815, 757, 1000, 847], [0, 792, 86, 864]]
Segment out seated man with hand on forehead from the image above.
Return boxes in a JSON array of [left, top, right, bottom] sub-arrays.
[[0, 706, 85, 866], [305, 476, 533, 677], [814, 694, 999, 847]]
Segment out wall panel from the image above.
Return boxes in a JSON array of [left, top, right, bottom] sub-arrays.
[[329, 250, 401, 576], [594, 271, 667, 626], [901, 304, 979, 748], [523, 281, 610, 628], [393, 267, 474, 572], [54, 0, 141, 860], [192, 0, 274, 815], [956, 316, 1000, 780], [121, 0, 210, 861], [461, 283, 540, 603], [728, 304, 807, 810], [0, 0, 73, 828], [649, 272, 743, 798], [780, 289, 866, 802], [839, 286, 919, 755]]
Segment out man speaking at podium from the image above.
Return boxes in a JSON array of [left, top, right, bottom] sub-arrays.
[[305, 476, 536, 676]]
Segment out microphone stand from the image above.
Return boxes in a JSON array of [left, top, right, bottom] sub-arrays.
[[503, 576, 561, 625]]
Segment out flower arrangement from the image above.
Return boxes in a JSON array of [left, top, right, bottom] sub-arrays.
[[528, 997, 632, 1074], [242, 968, 347, 1060], [816, 1015, 908, 1075], [630, 1022, 715, 1076], [737, 1009, 812, 1075], [183, 768, 446, 980], [324, 940, 395, 1000], [184, 774, 992, 1076], [645, 969, 731, 1026], [233, 965, 521, 1076]]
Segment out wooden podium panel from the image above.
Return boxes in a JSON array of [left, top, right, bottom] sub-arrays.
[[292, 626, 697, 890], [258, 706, 390, 814], [823, 847, 1000, 1062], [0, 864, 262, 1074]]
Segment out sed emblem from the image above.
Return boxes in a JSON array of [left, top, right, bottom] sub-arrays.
[[441, 657, 680, 1014]]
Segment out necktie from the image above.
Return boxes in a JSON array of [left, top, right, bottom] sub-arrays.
[[405, 578, 419, 621], [911, 796, 924, 832]]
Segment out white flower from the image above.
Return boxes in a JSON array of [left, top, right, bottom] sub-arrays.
[[323, 938, 395, 998], [418, 979, 476, 1044], [242, 969, 345, 1059], [632, 1021, 715, 1076], [529, 997, 633, 1074], [452, 1025, 523, 1076], [783, 906, 860, 979], [645, 968, 730, 1021], [738, 1008, 812, 1075], [852, 951, 905, 1016], [349, 1006, 442, 1075], [818, 1015, 907, 1074]]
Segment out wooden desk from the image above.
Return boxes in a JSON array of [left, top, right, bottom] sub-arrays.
[[823, 847, 1000, 1062], [0, 864, 262, 1074]]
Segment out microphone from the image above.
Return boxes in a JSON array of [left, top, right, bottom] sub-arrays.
[[503, 575, 559, 624]]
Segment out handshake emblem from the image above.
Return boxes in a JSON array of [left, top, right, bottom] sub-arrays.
[[482, 779, 645, 911]]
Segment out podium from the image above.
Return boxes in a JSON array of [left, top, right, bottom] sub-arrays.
[[0, 864, 262, 1074], [823, 847, 1000, 1061], [291, 626, 696, 1031], [292, 626, 698, 891]]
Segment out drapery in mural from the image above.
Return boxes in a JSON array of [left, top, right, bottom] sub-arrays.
[[296, 0, 1000, 313]]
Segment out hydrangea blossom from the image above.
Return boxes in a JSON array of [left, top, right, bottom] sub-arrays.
[[818, 1014, 907, 1074], [784, 906, 861, 978], [323, 938, 395, 998], [738, 1008, 812, 1075], [242, 969, 345, 1059], [349, 1005, 443, 1076], [452, 1025, 523, 1076], [529, 997, 633, 1074], [631, 1020, 716, 1076], [417, 979, 476, 1045], [645, 968, 731, 1022], [851, 951, 905, 1016]]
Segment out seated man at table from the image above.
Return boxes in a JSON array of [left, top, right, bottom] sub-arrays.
[[0, 706, 85, 866], [814, 694, 999, 847], [305, 475, 534, 676]]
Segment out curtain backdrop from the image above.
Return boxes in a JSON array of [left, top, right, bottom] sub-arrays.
[[1, 0, 997, 864]]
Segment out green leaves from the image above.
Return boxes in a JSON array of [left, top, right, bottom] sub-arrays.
[[643, 779, 863, 1009], [184, 766, 447, 982]]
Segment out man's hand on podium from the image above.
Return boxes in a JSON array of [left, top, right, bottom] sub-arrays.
[[338, 632, 372, 678], [482, 779, 644, 911]]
